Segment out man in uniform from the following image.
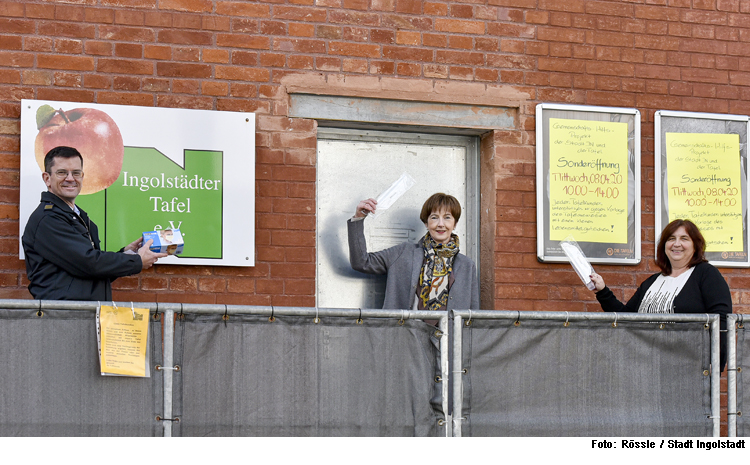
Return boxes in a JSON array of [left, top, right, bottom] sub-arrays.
[[22, 146, 167, 300]]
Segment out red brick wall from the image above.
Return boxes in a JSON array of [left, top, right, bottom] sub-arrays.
[[1, 0, 749, 319]]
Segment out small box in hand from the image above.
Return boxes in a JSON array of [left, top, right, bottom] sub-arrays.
[[143, 229, 184, 255]]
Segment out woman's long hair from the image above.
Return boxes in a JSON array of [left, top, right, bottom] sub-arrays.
[[655, 219, 707, 275]]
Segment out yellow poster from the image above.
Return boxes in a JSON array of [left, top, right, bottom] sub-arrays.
[[98, 304, 149, 377], [548, 118, 629, 243], [666, 133, 743, 252]]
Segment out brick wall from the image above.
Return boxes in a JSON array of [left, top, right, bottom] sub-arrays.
[[1, 0, 750, 319]]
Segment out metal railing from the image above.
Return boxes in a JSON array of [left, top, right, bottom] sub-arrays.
[[0, 299, 449, 437], [452, 310, 723, 437], [0, 300, 738, 437], [727, 313, 746, 437]]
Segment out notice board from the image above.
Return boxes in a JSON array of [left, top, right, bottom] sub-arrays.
[[655, 110, 749, 267], [536, 104, 641, 264]]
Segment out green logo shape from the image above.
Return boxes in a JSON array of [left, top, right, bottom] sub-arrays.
[[77, 147, 224, 259]]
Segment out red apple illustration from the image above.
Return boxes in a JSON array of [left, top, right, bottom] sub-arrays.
[[34, 104, 124, 195]]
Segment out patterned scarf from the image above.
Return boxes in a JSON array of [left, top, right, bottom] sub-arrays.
[[418, 232, 460, 310]]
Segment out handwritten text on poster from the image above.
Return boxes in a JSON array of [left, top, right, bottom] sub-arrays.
[[549, 118, 629, 243], [666, 132, 743, 252]]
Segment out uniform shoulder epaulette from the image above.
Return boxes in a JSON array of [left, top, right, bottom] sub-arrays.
[[43, 204, 54, 210]]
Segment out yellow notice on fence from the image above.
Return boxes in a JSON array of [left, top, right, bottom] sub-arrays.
[[97, 304, 149, 377], [666, 133, 743, 252], [548, 118, 629, 243]]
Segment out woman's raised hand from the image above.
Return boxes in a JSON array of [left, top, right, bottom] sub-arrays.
[[589, 272, 606, 291], [354, 198, 377, 218]]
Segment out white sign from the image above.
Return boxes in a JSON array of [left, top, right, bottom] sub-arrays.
[[19, 99, 255, 266]]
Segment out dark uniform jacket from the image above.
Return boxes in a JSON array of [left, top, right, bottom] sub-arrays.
[[22, 191, 142, 301]]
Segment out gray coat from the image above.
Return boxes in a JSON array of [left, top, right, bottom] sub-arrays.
[[347, 218, 480, 311]]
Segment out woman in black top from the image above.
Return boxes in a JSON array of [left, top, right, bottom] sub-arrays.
[[590, 219, 732, 370]]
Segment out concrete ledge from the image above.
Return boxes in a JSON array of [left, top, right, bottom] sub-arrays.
[[281, 74, 528, 108]]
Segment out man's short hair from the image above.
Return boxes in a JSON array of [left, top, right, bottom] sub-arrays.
[[44, 146, 83, 173]]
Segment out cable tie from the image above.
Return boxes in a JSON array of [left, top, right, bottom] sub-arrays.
[[155, 365, 180, 372]]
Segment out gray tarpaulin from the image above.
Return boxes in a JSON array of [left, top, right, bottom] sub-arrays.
[[0, 308, 162, 436], [171, 314, 441, 436], [739, 322, 748, 437], [461, 319, 712, 436]]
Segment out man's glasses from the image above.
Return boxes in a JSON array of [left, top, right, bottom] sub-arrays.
[[49, 170, 84, 179]]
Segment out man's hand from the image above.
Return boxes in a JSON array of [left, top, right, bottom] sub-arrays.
[[138, 239, 168, 270], [124, 237, 143, 253]]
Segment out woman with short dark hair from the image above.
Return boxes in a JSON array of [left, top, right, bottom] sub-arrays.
[[348, 193, 479, 312]]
